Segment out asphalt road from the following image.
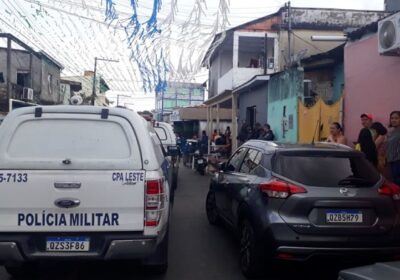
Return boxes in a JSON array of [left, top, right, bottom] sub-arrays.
[[0, 165, 356, 280]]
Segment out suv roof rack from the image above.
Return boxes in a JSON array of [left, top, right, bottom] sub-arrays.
[[314, 141, 353, 150]]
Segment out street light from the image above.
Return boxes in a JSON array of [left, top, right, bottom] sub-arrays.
[[91, 57, 119, 106]]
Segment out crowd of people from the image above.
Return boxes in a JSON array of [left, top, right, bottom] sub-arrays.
[[327, 111, 400, 185], [238, 122, 275, 145], [178, 111, 400, 184]]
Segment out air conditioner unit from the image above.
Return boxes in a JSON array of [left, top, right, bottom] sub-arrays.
[[378, 12, 400, 56], [22, 87, 34, 100]]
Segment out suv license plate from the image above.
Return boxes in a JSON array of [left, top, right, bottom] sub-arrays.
[[46, 237, 90, 252], [326, 210, 363, 223]]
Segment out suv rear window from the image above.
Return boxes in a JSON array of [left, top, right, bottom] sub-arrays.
[[274, 153, 380, 187], [8, 119, 131, 160]]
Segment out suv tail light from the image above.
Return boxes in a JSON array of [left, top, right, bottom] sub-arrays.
[[378, 180, 400, 200], [145, 178, 165, 227], [258, 178, 306, 199]]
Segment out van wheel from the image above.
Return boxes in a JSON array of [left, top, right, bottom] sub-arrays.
[[206, 191, 221, 226], [5, 263, 38, 278], [141, 230, 169, 275], [239, 220, 264, 278]]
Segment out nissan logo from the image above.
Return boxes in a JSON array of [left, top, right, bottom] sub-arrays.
[[339, 187, 349, 195]]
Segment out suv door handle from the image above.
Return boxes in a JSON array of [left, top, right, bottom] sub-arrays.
[[54, 198, 80, 208], [54, 182, 81, 189]]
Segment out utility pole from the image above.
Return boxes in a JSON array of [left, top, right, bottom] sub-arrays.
[[161, 91, 164, 121], [6, 37, 11, 109], [287, 1, 292, 66], [264, 33, 268, 75], [91, 57, 119, 106]]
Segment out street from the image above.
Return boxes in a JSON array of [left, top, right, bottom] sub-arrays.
[[0, 165, 355, 280]]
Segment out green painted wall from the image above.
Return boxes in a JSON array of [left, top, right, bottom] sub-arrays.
[[267, 69, 303, 143]]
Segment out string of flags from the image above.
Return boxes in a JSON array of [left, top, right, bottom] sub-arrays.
[[0, 0, 232, 94]]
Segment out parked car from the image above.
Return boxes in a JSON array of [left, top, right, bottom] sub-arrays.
[[338, 261, 400, 280], [206, 140, 400, 278], [0, 106, 171, 277], [153, 122, 179, 190]]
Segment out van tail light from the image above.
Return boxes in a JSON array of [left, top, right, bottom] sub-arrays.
[[145, 178, 165, 227], [258, 178, 306, 199], [378, 180, 400, 200]]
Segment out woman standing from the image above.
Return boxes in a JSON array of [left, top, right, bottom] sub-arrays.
[[371, 122, 388, 176], [358, 128, 378, 167], [327, 122, 347, 145], [387, 111, 400, 185]]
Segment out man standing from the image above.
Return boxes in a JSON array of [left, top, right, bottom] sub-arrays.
[[258, 124, 275, 141], [250, 123, 263, 139], [360, 113, 376, 139], [360, 113, 373, 129]]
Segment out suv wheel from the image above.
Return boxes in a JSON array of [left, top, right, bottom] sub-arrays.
[[206, 191, 221, 226], [240, 220, 264, 278]]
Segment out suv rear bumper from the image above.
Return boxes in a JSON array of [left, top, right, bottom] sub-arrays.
[[276, 245, 400, 261], [0, 232, 161, 264]]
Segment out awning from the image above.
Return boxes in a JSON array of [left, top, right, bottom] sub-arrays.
[[233, 75, 270, 95]]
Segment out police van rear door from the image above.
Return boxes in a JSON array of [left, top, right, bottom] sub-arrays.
[[0, 111, 145, 232]]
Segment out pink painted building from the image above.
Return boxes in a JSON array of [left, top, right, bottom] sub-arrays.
[[344, 24, 400, 143]]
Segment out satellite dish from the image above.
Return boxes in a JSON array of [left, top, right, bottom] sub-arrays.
[[379, 20, 396, 49], [70, 95, 83, 105]]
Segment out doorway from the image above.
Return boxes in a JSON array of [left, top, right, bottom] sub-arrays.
[[246, 106, 256, 129]]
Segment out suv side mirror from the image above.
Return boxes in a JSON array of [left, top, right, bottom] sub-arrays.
[[219, 162, 227, 172], [167, 146, 180, 157]]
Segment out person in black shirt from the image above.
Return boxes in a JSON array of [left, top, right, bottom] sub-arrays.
[[358, 128, 378, 167], [260, 124, 275, 141]]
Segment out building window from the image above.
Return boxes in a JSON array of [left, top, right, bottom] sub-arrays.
[[237, 36, 275, 69], [0, 72, 4, 83], [16, 71, 30, 87]]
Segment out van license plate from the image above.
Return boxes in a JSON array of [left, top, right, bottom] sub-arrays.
[[46, 237, 90, 252], [326, 210, 363, 223]]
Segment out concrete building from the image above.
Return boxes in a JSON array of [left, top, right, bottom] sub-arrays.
[[344, 20, 400, 143], [62, 71, 110, 106], [171, 106, 232, 139], [155, 82, 205, 121], [385, 0, 400, 12], [203, 7, 387, 147], [0, 33, 63, 113]]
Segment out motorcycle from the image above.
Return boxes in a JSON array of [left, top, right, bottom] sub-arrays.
[[194, 149, 207, 176]]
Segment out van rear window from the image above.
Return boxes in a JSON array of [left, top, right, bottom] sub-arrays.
[[8, 119, 131, 160], [154, 127, 167, 141], [274, 154, 380, 187]]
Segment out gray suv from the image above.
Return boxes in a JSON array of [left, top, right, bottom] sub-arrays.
[[206, 140, 400, 278]]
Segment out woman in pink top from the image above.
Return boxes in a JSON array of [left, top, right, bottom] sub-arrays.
[[371, 122, 388, 175]]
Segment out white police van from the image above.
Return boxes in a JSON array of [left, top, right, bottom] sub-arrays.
[[0, 106, 170, 276], [153, 122, 179, 190]]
